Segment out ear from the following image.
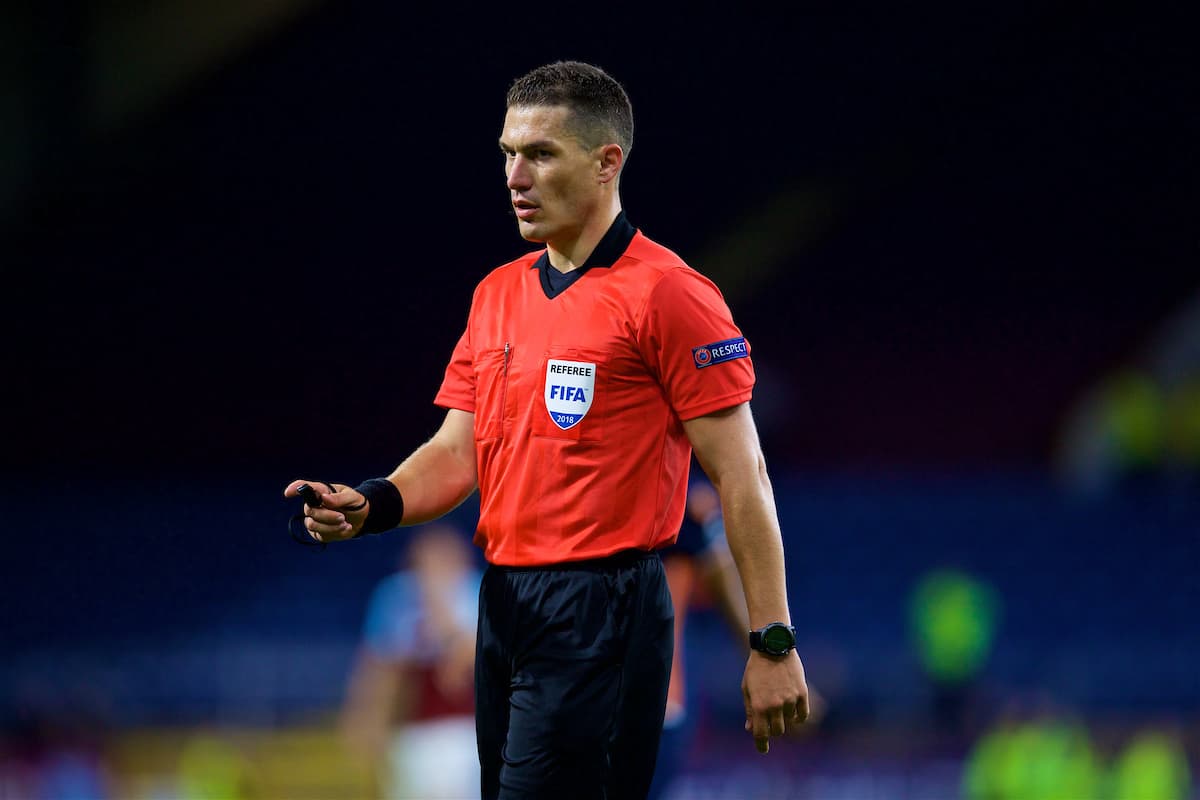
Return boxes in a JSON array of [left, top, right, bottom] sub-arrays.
[[596, 143, 624, 185]]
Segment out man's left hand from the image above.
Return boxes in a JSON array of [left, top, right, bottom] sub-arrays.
[[742, 651, 810, 754]]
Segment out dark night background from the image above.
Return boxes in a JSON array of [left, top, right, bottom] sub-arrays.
[[1, 3, 1197, 797], [6, 3, 1194, 477]]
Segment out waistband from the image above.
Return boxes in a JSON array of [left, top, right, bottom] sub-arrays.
[[488, 548, 660, 573]]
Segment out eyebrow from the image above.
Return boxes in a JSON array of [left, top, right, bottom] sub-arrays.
[[498, 138, 559, 152]]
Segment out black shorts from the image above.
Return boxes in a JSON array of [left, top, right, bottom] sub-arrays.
[[475, 549, 674, 800]]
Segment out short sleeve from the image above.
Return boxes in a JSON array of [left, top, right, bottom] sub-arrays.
[[636, 268, 755, 420], [434, 324, 476, 412]]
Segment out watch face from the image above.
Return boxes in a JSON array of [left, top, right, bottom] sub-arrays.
[[762, 625, 794, 654]]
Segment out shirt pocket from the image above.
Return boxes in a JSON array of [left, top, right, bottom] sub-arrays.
[[532, 346, 611, 443], [473, 346, 510, 441]]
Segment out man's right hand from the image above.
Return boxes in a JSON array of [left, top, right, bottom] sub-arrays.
[[283, 480, 370, 542]]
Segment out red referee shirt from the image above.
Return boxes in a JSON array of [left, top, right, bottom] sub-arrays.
[[435, 214, 755, 566]]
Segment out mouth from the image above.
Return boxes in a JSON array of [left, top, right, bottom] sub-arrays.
[[513, 200, 539, 221]]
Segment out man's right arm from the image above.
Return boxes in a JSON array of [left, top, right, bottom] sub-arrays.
[[284, 408, 477, 541], [387, 408, 478, 525]]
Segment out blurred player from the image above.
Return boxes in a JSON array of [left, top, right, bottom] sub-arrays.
[[648, 477, 750, 800], [649, 478, 824, 799], [339, 524, 482, 799]]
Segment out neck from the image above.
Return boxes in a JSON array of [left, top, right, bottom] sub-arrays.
[[547, 195, 622, 273]]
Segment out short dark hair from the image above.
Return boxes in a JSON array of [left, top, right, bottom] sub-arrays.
[[506, 61, 633, 156]]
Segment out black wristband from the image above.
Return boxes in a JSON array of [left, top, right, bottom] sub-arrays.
[[353, 477, 405, 536]]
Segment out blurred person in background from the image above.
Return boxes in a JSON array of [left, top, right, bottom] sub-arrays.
[[288, 59, 808, 799], [965, 709, 1193, 800], [908, 568, 1000, 739], [177, 734, 250, 800], [649, 476, 824, 800], [339, 523, 482, 799], [962, 707, 1100, 800], [1056, 287, 1200, 493], [648, 476, 751, 800], [0, 703, 111, 800], [1107, 726, 1192, 800]]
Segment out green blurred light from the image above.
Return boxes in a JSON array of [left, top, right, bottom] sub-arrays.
[[963, 719, 1101, 800], [1110, 731, 1193, 800], [909, 568, 999, 684], [1103, 370, 1165, 468]]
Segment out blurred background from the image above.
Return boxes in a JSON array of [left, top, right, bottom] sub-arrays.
[[2, 2, 1197, 798]]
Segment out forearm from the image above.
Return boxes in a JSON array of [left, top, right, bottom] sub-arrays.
[[710, 456, 791, 629], [387, 435, 478, 525]]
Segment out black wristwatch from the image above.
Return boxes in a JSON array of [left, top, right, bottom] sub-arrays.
[[749, 622, 797, 657]]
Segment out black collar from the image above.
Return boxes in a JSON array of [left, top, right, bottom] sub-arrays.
[[532, 211, 636, 299]]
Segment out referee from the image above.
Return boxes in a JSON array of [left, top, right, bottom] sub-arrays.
[[286, 60, 809, 799]]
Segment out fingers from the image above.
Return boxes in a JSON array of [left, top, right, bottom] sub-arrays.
[[782, 700, 797, 732], [305, 512, 353, 541], [283, 479, 341, 501], [795, 691, 811, 724], [747, 705, 799, 754], [751, 712, 771, 754], [321, 487, 365, 511], [743, 656, 813, 754], [743, 684, 771, 754], [285, 479, 357, 541], [283, 479, 312, 498]]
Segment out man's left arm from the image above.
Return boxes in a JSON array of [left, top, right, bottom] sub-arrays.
[[683, 402, 810, 754]]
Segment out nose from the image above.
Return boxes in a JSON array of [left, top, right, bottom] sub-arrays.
[[506, 154, 532, 192]]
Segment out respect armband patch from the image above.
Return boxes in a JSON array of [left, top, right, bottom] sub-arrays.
[[692, 337, 749, 369]]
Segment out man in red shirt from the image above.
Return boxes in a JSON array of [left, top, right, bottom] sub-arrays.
[[286, 60, 809, 799]]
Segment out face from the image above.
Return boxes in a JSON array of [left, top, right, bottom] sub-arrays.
[[499, 104, 607, 248], [409, 526, 470, 579]]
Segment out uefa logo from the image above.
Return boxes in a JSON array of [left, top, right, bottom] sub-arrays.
[[692, 337, 748, 369]]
